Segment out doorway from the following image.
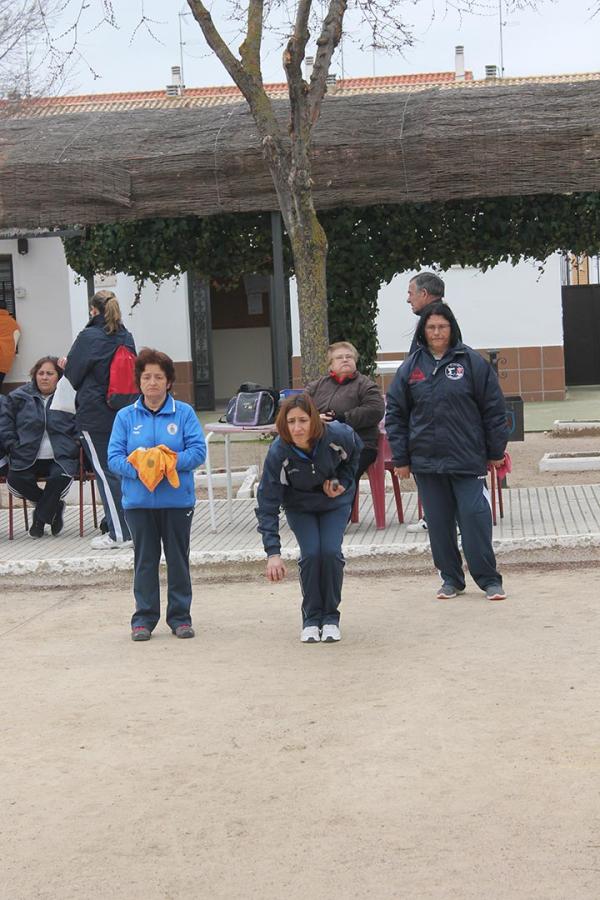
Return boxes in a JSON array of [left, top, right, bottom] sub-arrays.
[[561, 285, 600, 385]]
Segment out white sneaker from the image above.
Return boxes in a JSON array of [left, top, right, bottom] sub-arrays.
[[407, 518, 428, 533], [301, 626, 321, 643], [321, 624, 341, 642], [90, 534, 133, 550]]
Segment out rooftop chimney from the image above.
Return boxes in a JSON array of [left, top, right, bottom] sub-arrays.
[[304, 55, 314, 81], [166, 64, 184, 96], [325, 72, 337, 92], [485, 64, 498, 80], [454, 45, 465, 81]]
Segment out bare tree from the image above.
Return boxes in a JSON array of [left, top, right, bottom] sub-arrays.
[[186, 0, 534, 380]]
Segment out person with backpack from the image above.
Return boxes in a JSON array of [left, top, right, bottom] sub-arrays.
[[62, 290, 137, 549]]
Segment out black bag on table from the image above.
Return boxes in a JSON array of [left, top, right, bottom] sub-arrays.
[[221, 383, 280, 426]]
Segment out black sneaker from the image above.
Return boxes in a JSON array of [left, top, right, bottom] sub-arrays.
[[51, 501, 65, 536], [174, 624, 195, 639], [29, 517, 44, 538]]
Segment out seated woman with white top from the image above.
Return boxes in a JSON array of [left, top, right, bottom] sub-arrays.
[[0, 356, 79, 537]]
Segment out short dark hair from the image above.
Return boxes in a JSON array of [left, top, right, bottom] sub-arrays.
[[275, 393, 324, 448], [414, 302, 461, 349], [134, 348, 176, 389], [411, 272, 445, 299], [30, 356, 63, 381]]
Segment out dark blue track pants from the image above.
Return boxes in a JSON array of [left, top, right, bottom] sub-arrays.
[[126, 507, 194, 632], [415, 473, 502, 591], [285, 503, 350, 627]]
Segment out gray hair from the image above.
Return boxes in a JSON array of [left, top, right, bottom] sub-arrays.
[[411, 272, 445, 299]]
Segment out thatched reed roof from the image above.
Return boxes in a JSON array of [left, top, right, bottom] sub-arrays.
[[1, 75, 599, 228]]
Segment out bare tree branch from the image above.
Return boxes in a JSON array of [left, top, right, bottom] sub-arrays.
[[307, 0, 346, 125]]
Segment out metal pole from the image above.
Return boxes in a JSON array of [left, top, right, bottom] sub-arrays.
[[499, 0, 505, 78], [270, 211, 291, 389], [178, 12, 186, 88]]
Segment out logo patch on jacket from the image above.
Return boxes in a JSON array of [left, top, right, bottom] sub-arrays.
[[167, 423, 178, 435], [409, 367, 426, 384], [445, 363, 465, 380]]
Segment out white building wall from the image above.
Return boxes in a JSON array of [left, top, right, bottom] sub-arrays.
[[376, 255, 563, 352], [1, 236, 193, 385], [5, 237, 75, 381], [73, 270, 191, 359], [290, 254, 563, 355]]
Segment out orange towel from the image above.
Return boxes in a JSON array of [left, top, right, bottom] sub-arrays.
[[128, 446, 180, 492], [156, 444, 180, 488]]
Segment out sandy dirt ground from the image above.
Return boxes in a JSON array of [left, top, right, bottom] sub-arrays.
[[206, 431, 600, 493], [2, 570, 600, 900]]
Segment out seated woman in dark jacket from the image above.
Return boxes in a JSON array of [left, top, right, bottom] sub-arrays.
[[306, 341, 384, 492], [0, 356, 79, 537], [255, 393, 361, 644], [385, 303, 509, 602]]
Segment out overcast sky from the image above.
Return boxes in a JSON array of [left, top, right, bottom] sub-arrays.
[[55, 0, 599, 96]]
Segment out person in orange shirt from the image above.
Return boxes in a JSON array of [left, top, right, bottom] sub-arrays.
[[0, 298, 20, 385]]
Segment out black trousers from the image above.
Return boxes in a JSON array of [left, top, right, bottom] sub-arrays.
[[8, 460, 72, 524], [126, 507, 195, 632]]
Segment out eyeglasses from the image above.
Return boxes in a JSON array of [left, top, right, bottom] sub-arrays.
[[425, 324, 450, 333]]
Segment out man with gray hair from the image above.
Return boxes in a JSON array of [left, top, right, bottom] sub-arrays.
[[407, 272, 446, 353], [406, 272, 448, 532]]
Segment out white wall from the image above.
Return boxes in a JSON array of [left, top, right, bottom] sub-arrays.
[[212, 327, 273, 400], [0, 235, 193, 385], [289, 254, 564, 356], [5, 237, 75, 381], [69, 269, 192, 360], [377, 255, 564, 352]]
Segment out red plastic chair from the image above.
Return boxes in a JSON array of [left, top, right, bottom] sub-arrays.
[[351, 431, 404, 529]]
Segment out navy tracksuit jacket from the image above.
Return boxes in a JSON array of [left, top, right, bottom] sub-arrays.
[[256, 421, 361, 626], [386, 342, 508, 590]]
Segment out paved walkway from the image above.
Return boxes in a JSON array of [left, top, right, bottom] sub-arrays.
[[2, 482, 600, 579]]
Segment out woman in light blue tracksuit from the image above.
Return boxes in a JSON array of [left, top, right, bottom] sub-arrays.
[[108, 348, 206, 641]]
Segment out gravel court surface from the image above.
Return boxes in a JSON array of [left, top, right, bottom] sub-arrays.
[[1, 571, 599, 899]]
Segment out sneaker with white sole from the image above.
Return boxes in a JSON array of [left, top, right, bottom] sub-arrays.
[[90, 534, 133, 550], [485, 584, 507, 601], [407, 518, 428, 533], [436, 582, 465, 600], [321, 623, 341, 642], [301, 626, 321, 643]]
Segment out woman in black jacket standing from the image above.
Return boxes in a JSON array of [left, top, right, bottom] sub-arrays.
[[63, 290, 136, 550], [0, 357, 79, 537], [385, 303, 509, 602]]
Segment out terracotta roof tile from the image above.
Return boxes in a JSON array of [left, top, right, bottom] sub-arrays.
[[2, 70, 597, 117]]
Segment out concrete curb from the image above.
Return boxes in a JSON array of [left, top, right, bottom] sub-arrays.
[[3, 532, 600, 587]]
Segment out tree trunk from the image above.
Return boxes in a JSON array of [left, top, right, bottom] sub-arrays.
[[264, 138, 330, 384], [287, 209, 329, 384]]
